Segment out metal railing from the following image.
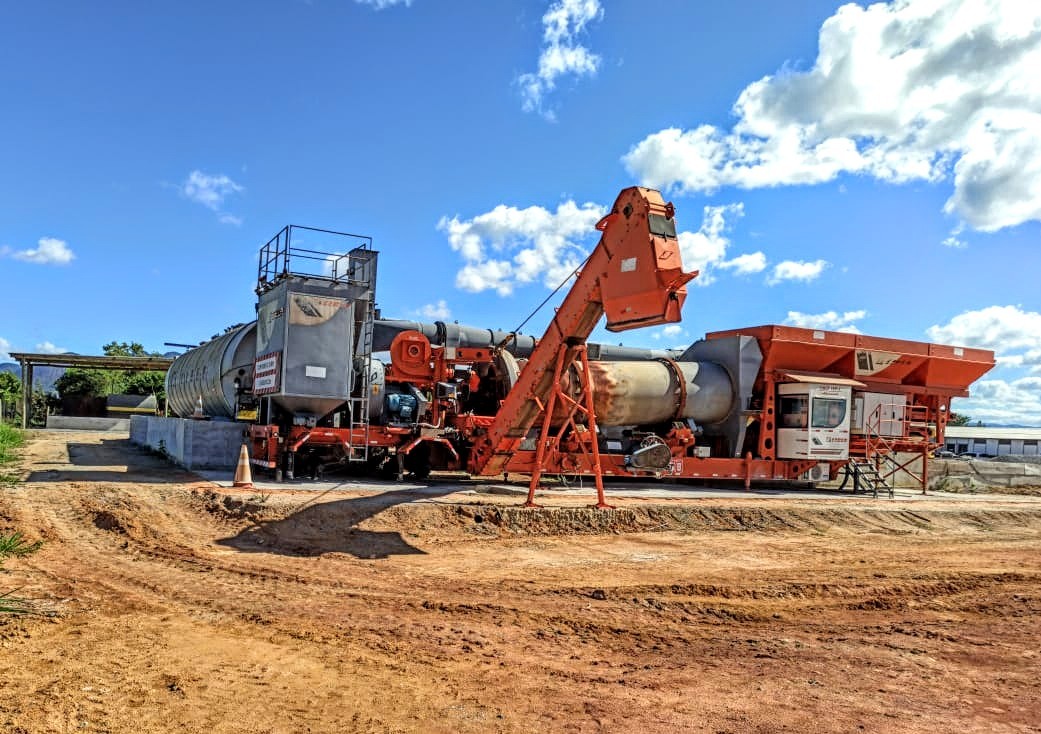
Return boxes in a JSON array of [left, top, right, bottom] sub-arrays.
[[256, 225, 373, 292]]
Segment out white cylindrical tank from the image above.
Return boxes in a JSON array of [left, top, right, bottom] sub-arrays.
[[165, 323, 257, 418]]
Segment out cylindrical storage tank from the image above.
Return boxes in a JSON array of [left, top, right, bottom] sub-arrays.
[[558, 360, 734, 427], [165, 322, 258, 418]]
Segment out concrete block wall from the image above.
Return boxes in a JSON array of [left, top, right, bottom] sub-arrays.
[[47, 416, 130, 431], [929, 458, 1041, 492], [130, 416, 245, 471]]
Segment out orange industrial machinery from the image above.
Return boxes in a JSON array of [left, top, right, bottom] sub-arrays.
[[166, 188, 996, 502]]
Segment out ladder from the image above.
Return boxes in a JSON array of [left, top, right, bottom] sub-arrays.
[[845, 458, 894, 499], [347, 298, 376, 463]]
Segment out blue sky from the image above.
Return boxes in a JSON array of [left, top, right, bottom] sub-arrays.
[[2, 0, 1039, 423]]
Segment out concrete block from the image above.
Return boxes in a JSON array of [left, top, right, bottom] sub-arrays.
[[974, 461, 1026, 476], [1009, 475, 1041, 488], [129, 415, 148, 445], [130, 416, 243, 471], [46, 416, 130, 431], [933, 459, 975, 476]]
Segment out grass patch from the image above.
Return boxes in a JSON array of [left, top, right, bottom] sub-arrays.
[[0, 423, 24, 466], [0, 588, 39, 615], [0, 532, 42, 559], [0, 533, 45, 616]]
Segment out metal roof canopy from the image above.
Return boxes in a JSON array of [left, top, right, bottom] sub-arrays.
[[781, 371, 866, 388], [9, 352, 175, 429]]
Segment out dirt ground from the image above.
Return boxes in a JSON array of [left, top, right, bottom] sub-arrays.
[[1, 431, 1040, 733]]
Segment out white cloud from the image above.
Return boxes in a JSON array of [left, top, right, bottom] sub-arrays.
[[418, 300, 451, 320], [942, 234, 967, 248], [517, 0, 603, 119], [927, 305, 1041, 353], [4, 237, 76, 265], [218, 213, 243, 227], [951, 376, 1041, 426], [717, 250, 767, 274], [0, 337, 11, 362], [677, 204, 734, 286], [439, 200, 605, 296], [623, 0, 1041, 233], [651, 323, 686, 343], [767, 259, 829, 285], [784, 309, 867, 334], [180, 170, 243, 211], [34, 341, 67, 355], [354, 0, 411, 8], [676, 203, 747, 286], [928, 306, 1041, 424]]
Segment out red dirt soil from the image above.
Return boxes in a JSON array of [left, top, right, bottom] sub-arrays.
[[1, 431, 1040, 733]]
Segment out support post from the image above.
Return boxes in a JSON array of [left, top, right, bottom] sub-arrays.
[[578, 346, 612, 510], [524, 348, 569, 508], [20, 360, 31, 429]]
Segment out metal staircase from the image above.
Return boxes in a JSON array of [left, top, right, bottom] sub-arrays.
[[844, 457, 894, 498], [849, 401, 938, 495]]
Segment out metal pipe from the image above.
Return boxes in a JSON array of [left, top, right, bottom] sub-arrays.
[[371, 319, 683, 361]]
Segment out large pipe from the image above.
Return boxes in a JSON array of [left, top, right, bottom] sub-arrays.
[[586, 360, 733, 426], [372, 319, 683, 361], [506, 355, 735, 427]]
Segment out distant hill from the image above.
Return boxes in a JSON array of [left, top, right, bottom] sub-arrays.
[[0, 362, 67, 392]]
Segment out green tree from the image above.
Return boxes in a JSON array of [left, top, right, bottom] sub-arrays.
[[102, 341, 148, 357], [0, 373, 20, 424], [54, 340, 166, 410], [55, 369, 117, 399], [948, 412, 972, 427]]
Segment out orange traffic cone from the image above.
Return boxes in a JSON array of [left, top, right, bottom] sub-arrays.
[[233, 443, 253, 488]]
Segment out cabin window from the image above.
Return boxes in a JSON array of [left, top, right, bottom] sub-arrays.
[[812, 397, 847, 428], [779, 395, 809, 428]]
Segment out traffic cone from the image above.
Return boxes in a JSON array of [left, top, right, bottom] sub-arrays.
[[233, 443, 253, 488], [192, 395, 205, 419]]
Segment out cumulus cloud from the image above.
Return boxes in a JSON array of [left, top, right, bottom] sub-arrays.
[[180, 170, 243, 211], [0, 336, 11, 362], [951, 376, 1041, 426], [928, 305, 1041, 425], [354, 0, 411, 8], [417, 300, 451, 320], [927, 305, 1041, 365], [717, 250, 767, 275], [784, 309, 867, 333], [3, 237, 76, 265], [517, 0, 603, 119], [623, 0, 1041, 232], [439, 200, 605, 296], [34, 341, 67, 355], [677, 204, 766, 285], [767, 259, 829, 285]]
